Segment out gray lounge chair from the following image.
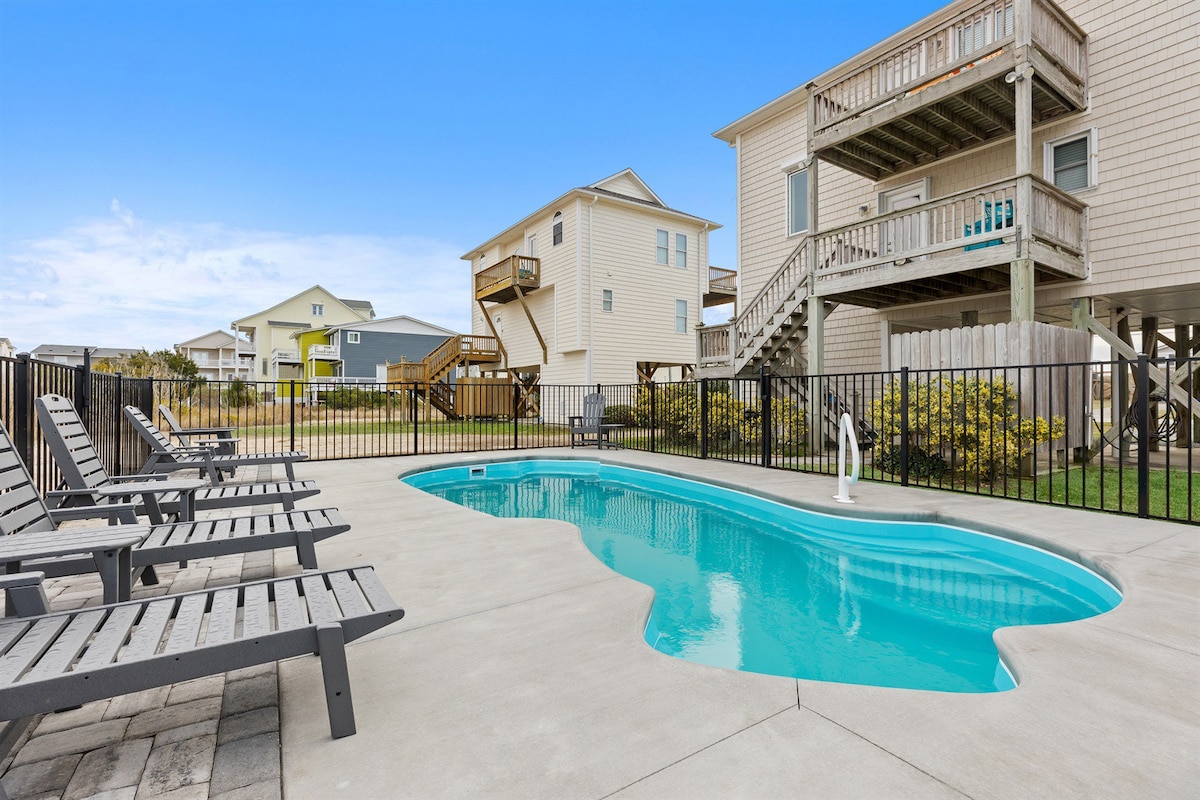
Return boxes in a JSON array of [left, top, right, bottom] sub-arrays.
[[124, 405, 307, 483], [2, 421, 349, 596], [157, 404, 239, 456], [36, 395, 320, 523], [569, 393, 621, 449], [0, 565, 403, 757]]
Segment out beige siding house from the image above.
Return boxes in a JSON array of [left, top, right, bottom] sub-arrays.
[[703, 0, 1199, 383], [174, 330, 254, 382], [465, 169, 726, 386], [231, 286, 375, 382]]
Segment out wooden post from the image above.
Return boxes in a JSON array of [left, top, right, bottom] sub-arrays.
[[961, 310, 979, 328], [1116, 308, 1133, 459], [1011, 2, 1035, 325], [1175, 323, 1193, 447], [806, 296, 825, 453]]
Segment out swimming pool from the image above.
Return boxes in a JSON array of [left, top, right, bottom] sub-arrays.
[[403, 459, 1121, 693]]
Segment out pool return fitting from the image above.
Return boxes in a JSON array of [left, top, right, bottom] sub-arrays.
[[833, 412, 860, 504]]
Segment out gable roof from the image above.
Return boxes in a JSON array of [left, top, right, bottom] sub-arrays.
[[461, 170, 720, 259], [31, 344, 141, 359], [292, 314, 458, 341], [174, 329, 252, 350], [231, 285, 375, 327]]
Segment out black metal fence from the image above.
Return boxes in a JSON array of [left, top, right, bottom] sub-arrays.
[[2, 353, 1196, 525]]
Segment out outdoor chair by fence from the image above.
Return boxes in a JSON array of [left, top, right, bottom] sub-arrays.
[[1, 421, 350, 600], [0, 565, 404, 760], [157, 404, 239, 456], [124, 406, 307, 483], [36, 395, 320, 523], [569, 393, 622, 449]]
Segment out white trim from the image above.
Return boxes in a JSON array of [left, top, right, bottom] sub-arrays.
[[778, 152, 807, 173], [1043, 128, 1098, 192], [787, 168, 809, 237], [601, 288, 614, 312]]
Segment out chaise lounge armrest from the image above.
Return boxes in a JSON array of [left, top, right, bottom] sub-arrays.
[[46, 501, 139, 524], [0, 570, 50, 616]]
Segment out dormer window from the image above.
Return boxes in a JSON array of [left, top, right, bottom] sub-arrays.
[[552, 212, 563, 246]]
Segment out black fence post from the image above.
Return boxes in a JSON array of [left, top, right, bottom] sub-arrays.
[[900, 367, 910, 487], [289, 380, 297, 452], [649, 382, 657, 454], [140, 378, 154, 416], [411, 383, 419, 454], [700, 379, 709, 460], [75, 348, 91, 415], [760, 368, 772, 469], [113, 371, 124, 474], [13, 352, 31, 469], [512, 381, 520, 450], [1136, 354, 1150, 518]]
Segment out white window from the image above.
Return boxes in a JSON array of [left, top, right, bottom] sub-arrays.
[[527, 234, 538, 258], [1045, 130, 1097, 192], [312, 303, 324, 317], [602, 289, 613, 312], [675, 233, 687, 268], [347, 332, 361, 344], [788, 169, 809, 235], [656, 230, 669, 265], [675, 300, 688, 333], [552, 212, 563, 246]]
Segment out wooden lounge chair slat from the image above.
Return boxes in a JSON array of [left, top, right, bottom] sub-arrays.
[[243, 583, 271, 638], [0, 617, 70, 684], [301, 574, 338, 623], [122, 598, 177, 661], [205, 587, 239, 645], [26, 609, 107, 681], [75, 605, 141, 670], [351, 567, 400, 613], [328, 571, 369, 618], [164, 594, 209, 654], [0, 619, 31, 657], [273, 580, 306, 631]]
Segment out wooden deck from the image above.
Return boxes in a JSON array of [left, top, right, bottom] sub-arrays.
[[474, 255, 540, 303], [809, 0, 1087, 181]]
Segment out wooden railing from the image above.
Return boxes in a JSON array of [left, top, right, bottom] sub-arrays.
[[708, 267, 737, 293], [698, 324, 732, 366], [385, 335, 501, 385], [734, 238, 810, 355], [1030, 176, 1086, 255], [811, 0, 1083, 134], [307, 344, 339, 360], [474, 255, 540, 298]]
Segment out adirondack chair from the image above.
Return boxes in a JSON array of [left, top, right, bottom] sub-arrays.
[[157, 404, 239, 456], [569, 393, 621, 449], [36, 395, 320, 524], [1, 421, 349, 599], [123, 405, 307, 483], [0, 565, 404, 756]]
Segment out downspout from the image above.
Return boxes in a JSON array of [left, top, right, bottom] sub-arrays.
[[575, 198, 583, 350], [586, 194, 598, 385]]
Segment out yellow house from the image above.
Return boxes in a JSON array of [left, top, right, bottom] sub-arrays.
[[231, 286, 375, 388]]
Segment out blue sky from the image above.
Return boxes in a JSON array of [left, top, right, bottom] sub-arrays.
[[0, 0, 945, 353]]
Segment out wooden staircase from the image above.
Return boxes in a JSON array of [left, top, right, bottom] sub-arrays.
[[385, 335, 501, 419]]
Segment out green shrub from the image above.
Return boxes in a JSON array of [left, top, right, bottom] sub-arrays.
[[323, 387, 388, 409], [870, 375, 1064, 482], [631, 383, 805, 451], [604, 403, 639, 427], [223, 379, 258, 408]]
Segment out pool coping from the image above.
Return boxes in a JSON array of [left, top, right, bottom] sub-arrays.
[[277, 449, 1199, 799]]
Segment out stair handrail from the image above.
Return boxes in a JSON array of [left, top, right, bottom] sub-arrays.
[[734, 236, 810, 353]]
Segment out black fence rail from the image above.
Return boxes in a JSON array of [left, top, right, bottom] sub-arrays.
[[3, 353, 1196, 524]]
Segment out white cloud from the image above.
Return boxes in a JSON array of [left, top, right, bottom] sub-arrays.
[[0, 203, 471, 352]]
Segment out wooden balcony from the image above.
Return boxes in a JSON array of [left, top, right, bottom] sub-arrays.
[[810, 0, 1086, 180], [810, 175, 1086, 308], [704, 267, 737, 308], [475, 255, 541, 303], [307, 344, 340, 361]]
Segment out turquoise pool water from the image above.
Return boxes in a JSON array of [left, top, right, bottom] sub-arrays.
[[403, 459, 1121, 693]]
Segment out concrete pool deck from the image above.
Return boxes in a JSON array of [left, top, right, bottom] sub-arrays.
[[276, 449, 1197, 799]]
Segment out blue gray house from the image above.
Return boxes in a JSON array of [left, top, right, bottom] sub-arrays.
[[294, 315, 457, 384]]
